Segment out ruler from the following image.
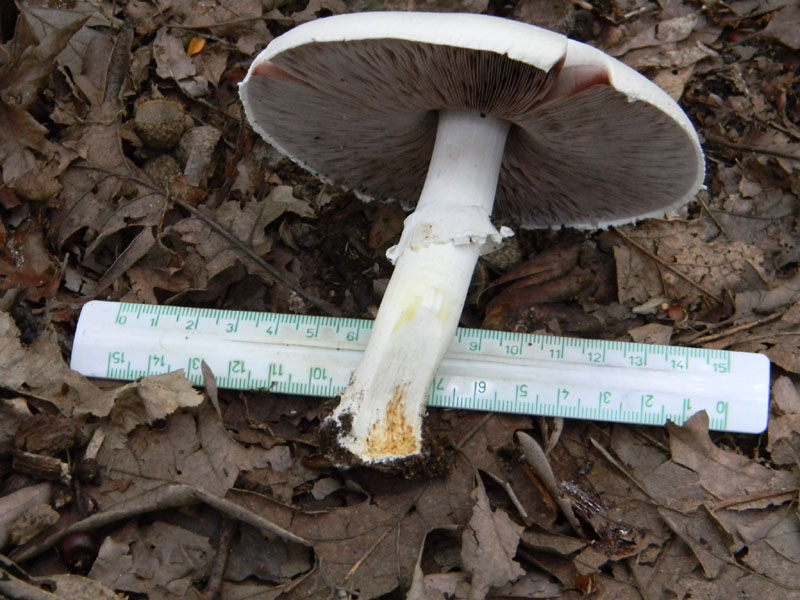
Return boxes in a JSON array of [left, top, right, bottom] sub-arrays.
[[70, 301, 770, 433]]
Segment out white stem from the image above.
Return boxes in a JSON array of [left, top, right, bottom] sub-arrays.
[[329, 110, 511, 463]]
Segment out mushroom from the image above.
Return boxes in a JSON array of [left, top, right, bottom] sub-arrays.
[[239, 12, 704, 465]]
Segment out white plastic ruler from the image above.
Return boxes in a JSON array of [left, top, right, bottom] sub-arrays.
[[70, 301, 771, 433]]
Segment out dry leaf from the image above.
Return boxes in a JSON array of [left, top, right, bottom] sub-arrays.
[[461, 478, 525, 600], [95, 402, 268, 508], [668, 413, 797, 508], [107, 371, 204, 435], [0, 312, 111, 417], [657, 505, 736, 578], [43, 573, 123, 600], [90, 521, 213, 599], [759, 4, 800, 49], [153, 27, 208, 97], [170, 200, 279, 280]]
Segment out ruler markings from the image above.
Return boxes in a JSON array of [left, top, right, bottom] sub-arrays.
[[71, 301, 770, 434]]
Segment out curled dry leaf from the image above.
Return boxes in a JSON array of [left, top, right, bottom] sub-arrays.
[[106, 371, 203, 435], [461, 477, 525, 600]]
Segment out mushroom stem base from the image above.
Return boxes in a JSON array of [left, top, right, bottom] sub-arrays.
[[327, 110, 510, 464]]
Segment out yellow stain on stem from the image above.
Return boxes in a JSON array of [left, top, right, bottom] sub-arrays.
[[364, 383, 420, 459], [391, 286, 454, 335]]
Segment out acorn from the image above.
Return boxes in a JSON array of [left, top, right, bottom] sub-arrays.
[[58, 532, 99, 574]]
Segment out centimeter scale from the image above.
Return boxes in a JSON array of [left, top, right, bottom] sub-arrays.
[[71, 301, 771, 433]]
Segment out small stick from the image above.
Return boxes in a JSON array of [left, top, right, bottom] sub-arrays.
[[612, 226, 723, 304], [203, 518, 238, 600], [10, 483, 309, 564]]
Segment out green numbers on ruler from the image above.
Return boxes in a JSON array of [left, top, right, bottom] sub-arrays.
[[310, 367, 327, 380], [229, 359, 246, 373], [90, 301, 764, 434], [148, 354, 167, 374], [629, 355, 645, 366]]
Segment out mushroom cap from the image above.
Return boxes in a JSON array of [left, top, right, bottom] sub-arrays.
[[240, 12, 705, 229]]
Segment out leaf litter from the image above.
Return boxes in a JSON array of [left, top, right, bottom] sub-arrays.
[[1, 0, 800, 598]]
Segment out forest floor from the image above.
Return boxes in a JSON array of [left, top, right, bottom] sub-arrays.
[[1, 0, 799, 598]]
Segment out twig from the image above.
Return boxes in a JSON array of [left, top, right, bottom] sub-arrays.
[[0, 564, 64, 600], [172, 16, 270, 30], [686, 310, 786, 345], [9, 483, 309, 564], [175, 200, 343, 317], [612, 226, 724, 304], [704, 133, 800, 161], [708, 487, 798, 511], [67, 164, 343, 317], [697, 196, 731, 240], [203, 518, 237, 600], [343, 486, 427, 583], [588, 437, 660, 505], [456, 413, 494, 448], [482, 470, 529, 521]]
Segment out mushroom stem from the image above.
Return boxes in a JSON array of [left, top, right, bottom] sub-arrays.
[[329, 110, 511, 463]]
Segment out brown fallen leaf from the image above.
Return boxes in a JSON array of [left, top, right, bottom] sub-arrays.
[[0, 224, 61, 301], [767, 340, 800, 375], [730, 505, 800, 589], [95, 401, 268, 506], [170, 200, 280, 281], [461, 477, 525, 600], [224, 523, 312, 585], [152, 26, 208, 98], [89, 521, 213, 600], [657, 505, 736, 578], [627, 323, 673, 346], [0, 312, 110, 417], [767, 376, 800, 466], [613, 219, 765, 307], [667, 413, 798, 509], [106, 371, 204, 435], [226, 449, 477, 600], [0, 7, 83, 200], [758, 4, 800, 49]]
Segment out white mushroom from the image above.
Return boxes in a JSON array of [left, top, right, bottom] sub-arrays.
[[239, 12, 705, 465]]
